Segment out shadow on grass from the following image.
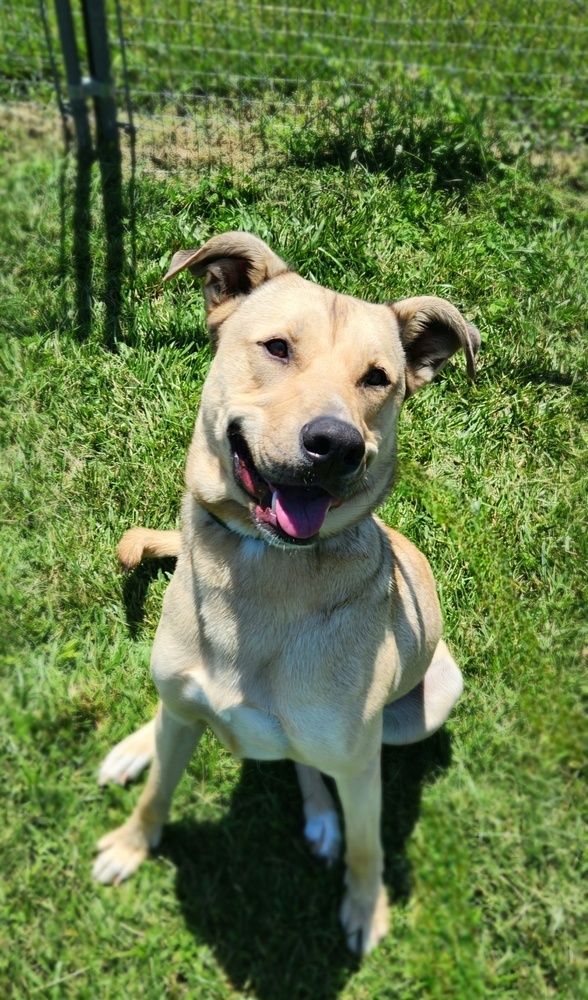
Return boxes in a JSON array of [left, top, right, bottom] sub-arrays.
[[511, 363, 578, 388], [122, 558, 177, 638], [71, 148, 93, 338], [61, 130, 135, 348], [160, 732, 451, 1000], [285, 88, 505, 198]]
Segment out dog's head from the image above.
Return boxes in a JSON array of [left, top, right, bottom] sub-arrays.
[[165, 232, 480, 548]]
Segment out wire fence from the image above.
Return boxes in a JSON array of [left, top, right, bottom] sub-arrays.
[[1, 0, 586, 175]]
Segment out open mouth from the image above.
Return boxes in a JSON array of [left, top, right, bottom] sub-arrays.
[[229, 430, 340, 546]]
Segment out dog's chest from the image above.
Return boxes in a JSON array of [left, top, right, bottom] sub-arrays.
[[152, 620, 363, 764], [151, 531, 394, 764]]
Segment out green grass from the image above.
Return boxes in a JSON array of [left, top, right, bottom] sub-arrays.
[[1, 97, 587, 999], [1, 0, 587, 136]]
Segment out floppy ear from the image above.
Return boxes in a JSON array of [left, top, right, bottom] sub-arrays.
[[390, 296, 481, 397], [163, 232, 290, 328]]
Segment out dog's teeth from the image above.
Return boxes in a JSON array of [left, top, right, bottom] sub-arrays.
[[271, 490, 277, 514]]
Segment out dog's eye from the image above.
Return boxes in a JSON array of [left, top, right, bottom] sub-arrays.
[[264, 339, 289, 360], [362, 367, 390, 388]]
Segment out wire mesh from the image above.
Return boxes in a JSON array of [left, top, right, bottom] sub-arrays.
[[0, 0, 586, 173]]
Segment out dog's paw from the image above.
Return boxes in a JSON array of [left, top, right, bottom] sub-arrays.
[[92, 820, 159, 885], [340, 883, 389, 956], [116, 527, 149, 571], [304, 809, 341, 864], [98, 721, 155, 786]]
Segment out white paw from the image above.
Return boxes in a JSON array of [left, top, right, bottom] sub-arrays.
[[304, 809, 341, 864], [92, 821, 160, 885], [98, 750, 152, 787], [340, 883, 389, 956], [98, 722, 155, 786]]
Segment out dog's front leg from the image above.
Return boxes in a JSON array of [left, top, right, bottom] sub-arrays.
[[93, 703, 204, 885], [335, 755, 389, 956]]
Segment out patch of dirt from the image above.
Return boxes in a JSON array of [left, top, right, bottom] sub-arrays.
[[125, 107, 275, 177], [0, 100, 279, 177], [531, 147, 588, 211], [0, 101, 70, 159]]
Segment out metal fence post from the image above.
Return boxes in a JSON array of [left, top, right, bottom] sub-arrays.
[[80, 0, 118, 147], [53, 0, 92, 152], [52, 0, 119, 153]]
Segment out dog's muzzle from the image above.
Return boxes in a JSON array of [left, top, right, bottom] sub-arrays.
[[229, 427, 358, 546]]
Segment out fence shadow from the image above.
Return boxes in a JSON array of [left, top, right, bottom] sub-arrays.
[[160, 732, 452, 1000], [71, 147, 93, 339], [96, 131, 127, 349], [62, 130, 135, 347]]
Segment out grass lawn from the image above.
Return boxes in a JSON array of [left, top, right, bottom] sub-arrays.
[[0, 93, 587, 999], [2, 0, 587, 136]]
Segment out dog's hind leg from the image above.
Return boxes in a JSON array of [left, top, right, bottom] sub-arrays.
[[98, 715, 158, 786], [93, 703, 204, 885], [295, 762, 341, 864], [383, 640, 463, 746], [117, 528, 182, 571]]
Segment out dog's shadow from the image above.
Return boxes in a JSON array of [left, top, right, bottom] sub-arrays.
[[122, 558, 177, 638], [160, 734, 451, 1000]]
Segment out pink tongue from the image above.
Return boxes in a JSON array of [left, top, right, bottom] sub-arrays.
[[273, 486, 332, 539]]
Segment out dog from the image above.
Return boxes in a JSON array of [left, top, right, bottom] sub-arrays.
[[92, 232, 480, 955]]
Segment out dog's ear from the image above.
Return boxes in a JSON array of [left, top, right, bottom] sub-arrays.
[[389, 296, 481, 398], [163, 232, 289, 327]]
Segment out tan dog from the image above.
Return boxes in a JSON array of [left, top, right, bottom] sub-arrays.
[[93, 232, 480, 955]]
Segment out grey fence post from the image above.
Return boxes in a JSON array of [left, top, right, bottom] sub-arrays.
[[53, 0, 92, 152], [80, 0, 118, 146], [52, 0, 119, 153]]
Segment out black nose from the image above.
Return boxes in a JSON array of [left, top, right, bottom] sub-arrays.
[[301, 416, 365, 476]]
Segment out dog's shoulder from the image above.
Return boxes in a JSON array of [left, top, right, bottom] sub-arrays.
[[374, 519, 443, 681], [373, 518, 436, 588]]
